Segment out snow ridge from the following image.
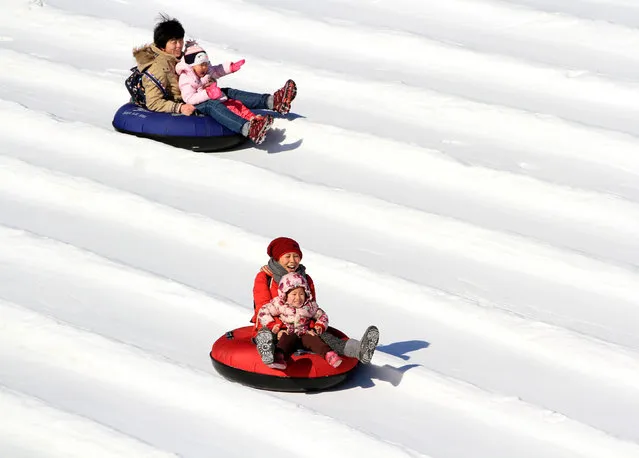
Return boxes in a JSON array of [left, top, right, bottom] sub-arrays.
[[2, 0, 639, 457]]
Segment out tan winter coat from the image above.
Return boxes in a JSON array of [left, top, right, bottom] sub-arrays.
[[132, 44, 184, 114]]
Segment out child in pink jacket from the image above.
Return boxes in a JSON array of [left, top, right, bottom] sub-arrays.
[[257, 272, 343, 370], [176, 41, 296, 145]]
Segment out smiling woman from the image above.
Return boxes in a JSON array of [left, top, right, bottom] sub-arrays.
[[132, 15, 192, 116]]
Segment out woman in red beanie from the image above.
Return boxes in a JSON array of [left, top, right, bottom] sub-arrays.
[[252, 237, 379, 366]]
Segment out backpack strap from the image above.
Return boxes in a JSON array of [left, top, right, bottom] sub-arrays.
[[141, 69, 169, 99]]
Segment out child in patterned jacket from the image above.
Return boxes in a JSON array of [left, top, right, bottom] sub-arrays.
[[257, 272, 343, 370]]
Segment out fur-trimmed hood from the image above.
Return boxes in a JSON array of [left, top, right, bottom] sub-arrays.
[[132, 44, 178, 70]]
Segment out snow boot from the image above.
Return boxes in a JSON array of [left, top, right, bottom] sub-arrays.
[[358, 325, 379, 364], [255, 328, 275, 365], [267, 351, 287, 370], [325, 351, 343, 368], [247, 115, 273, 144], [272, 79, 297, 114]]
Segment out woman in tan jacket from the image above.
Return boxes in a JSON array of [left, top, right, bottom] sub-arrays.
[[133, 15, 196, 116]]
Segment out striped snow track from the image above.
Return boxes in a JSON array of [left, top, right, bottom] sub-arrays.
[[309, 257, 639, 392], [491, 0, 639, 29], [0, 49, 124, 103], [5, 2, 639, 141], [3, 46, 639, 198], [0, 387, 177, 458], [28, 0, 639, 124], [0, 224, 248, 327], [0, 158, 638, 392], [0, 109, 638, 309], [3, 222, 639, 450], [368, 352, 639, 458], [3, 66, 639, 260], [239, 0, 639, 78], [32, 0, 639, 79], [2, 99, 638, 242], [0, 300, 428, 458], [1, 1, 638, 457], [245, 118, 639, 248], [3, 300, 639, 458]]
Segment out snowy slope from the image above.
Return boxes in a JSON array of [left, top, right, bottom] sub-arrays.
[[1, 0, 639, 457]]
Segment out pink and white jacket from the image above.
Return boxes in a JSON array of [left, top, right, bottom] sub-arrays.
[[175, 59, 233, 105], [257, 272, 329, 336]]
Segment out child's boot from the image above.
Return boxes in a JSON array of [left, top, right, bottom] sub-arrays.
[[272, 79, 297, 114], [246, 115, 273, 144], [358, 325, 379, 365], [267, 351, 287, 370], [325, 351, 343, 368], [255, 328, 275, 365]]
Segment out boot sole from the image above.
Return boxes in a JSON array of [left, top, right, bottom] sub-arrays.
[[277, 80, 297, 114], [253, 115, 274, 144], [359, 325, 380, 364], [255, 329, 275, 364]]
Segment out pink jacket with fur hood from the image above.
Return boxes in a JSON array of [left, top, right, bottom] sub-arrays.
[[257, 272, 329, 336], [175, 59, 233, 105]]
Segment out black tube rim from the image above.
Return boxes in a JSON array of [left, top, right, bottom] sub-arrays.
[[113, 124, 246, 152], [210, 356, 355, 392]]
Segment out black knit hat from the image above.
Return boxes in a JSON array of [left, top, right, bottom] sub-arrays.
[[153, 14, 185, 49]]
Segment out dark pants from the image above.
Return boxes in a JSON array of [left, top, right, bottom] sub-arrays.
[[277, 332, 331, 358], [195, 88, 270, 133]]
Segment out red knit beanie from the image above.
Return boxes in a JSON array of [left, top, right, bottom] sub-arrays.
[[267, 237, 303, 261]]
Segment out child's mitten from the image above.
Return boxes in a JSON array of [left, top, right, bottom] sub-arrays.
[[230, 59, 246, 73], [206, 83, 222, 100]]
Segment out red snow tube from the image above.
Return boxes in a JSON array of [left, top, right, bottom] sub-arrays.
[[210, 326, 359, 392]]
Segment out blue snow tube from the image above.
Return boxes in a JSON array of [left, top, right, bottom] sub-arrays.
[[112, 103, 245, 152]]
